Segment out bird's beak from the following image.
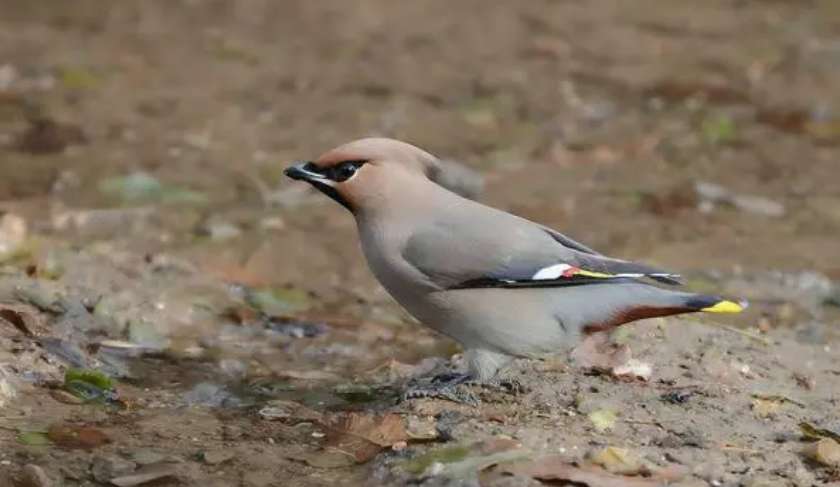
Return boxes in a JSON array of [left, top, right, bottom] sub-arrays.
[[284, 160, 351, 210], [284, 161, 326, 183]]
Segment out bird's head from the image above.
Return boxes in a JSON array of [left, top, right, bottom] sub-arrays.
[[284, 137, 441, 213]]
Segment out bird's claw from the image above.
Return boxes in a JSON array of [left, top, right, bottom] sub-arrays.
[[402, 372, 479, 406], [487, 377, 526, 395]]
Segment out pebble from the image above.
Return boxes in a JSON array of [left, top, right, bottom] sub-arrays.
[[20, 465, 52, 487], [91, 455, 137, 483], [202, 449, 235, 465]]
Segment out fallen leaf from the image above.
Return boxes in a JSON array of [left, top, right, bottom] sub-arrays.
[[802, 438, 840, 467], [800, 422, 840, 443], [245, 286, 311, 316], [612, 359, 653, 381], [405, 439, 528, 478], [65, 368, 114, 391], [63, 368, 118, 404], [320, 412, 409, 463], [16, 431, 51, 446], [0, 304, 40, 336], [589, 447, 643, 475], [588, 410, 618, 432], [403, 445, 472, 475], [499, 456, 662, 487], [46, 424, 110, 449], [406, 415, 439, 440], [752, 398, 781, 418], [752, 393, 805, 408]]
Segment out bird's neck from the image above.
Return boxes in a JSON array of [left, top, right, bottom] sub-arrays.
[[355, 175, 461, 224]]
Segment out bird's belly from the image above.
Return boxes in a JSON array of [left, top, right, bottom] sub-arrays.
[[414, 288, 571, 356]]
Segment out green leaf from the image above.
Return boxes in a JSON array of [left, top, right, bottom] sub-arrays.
[[65, 368, 113, 391], [403, 445, 471, 474], [16, 431, 51, 446], [246, 287, 311, 316], [588, 409, 618, 432], [63, 368, 116, 403]]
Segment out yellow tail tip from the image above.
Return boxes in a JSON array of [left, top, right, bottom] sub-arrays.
[[701, 299, 747, 313]]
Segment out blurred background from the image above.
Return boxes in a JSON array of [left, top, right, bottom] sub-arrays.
[[1, 1, 840, 485]]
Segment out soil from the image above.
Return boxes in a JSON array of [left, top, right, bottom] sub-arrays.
[[1, 1, 840, 486]]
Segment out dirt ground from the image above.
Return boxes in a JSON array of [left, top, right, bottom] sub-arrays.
[[1, 1, 840, 486]]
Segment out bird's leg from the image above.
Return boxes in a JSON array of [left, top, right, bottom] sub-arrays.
[[402, 372, 479, 406]]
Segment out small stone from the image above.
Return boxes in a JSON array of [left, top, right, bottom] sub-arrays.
[[91, 455, 136, 483], [0, 213, 27, 261], [802, 438, 840, 467], [0, 376, 16, 408], [222, 425, 244, 441], [202, 449, 235, 465], [259, 216, 286, 231], [198, 221, 242, 241], [20, 464, 52, 487], [109, 464, 177, 487], [128, 450, 167, 466]]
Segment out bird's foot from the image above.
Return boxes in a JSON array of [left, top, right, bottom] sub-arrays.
[[481, 377, 526, 395], [402, 372, 479, 406]]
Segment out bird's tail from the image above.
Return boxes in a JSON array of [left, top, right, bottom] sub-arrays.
[[570, 283, 749, 335], [684, 294, 748, 314]]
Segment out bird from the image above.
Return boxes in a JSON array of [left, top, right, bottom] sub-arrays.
[[284, 137, 745, 401]]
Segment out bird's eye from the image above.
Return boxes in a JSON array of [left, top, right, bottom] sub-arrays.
[[331, 160, 366, 182]]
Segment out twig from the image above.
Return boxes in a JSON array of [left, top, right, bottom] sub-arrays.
[[716, 324, 771, 345]]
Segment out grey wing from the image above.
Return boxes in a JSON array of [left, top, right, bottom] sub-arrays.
[[539, 225, 602, 255], [402, 218, 681, 290]]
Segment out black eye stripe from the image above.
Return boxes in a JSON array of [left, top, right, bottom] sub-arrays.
[[328, 160, 367, 182], [301, 160, 367, 182]]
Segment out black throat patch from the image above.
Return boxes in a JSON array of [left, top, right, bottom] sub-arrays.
[[307, 180, 354, 212]]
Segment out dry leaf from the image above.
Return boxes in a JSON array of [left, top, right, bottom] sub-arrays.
[[752, 398, 781, 418], [406, 416, 439, 440], [589, 447, 643, 475], [499, 456, 662, 487], [800, 422, 840, 443], [321, 412, 409, 463], [612, 359, 653, 381], [0, 304, 42, 337], [588, 410, 618, 432], [47, 424, 110, 449]]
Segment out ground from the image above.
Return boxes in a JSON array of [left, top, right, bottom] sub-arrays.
[[1, 1, 840, 486]]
